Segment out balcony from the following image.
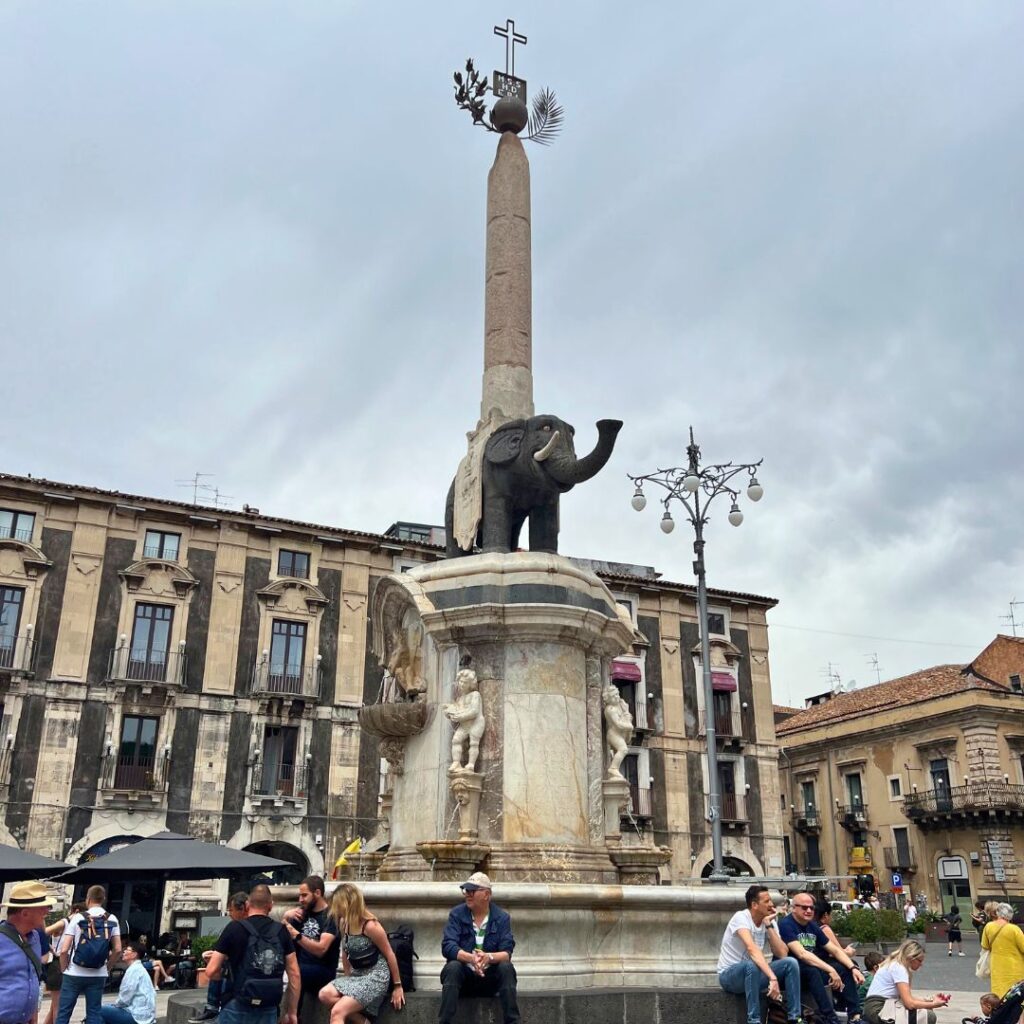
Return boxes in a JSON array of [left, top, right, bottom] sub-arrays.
[[706, 793, 748, 831], [630, 694, 651, 733], [107, 646, 186, 687], [792, 809, 823, 834], [99, 753, 168, 809], [0, 634, 36, 676], [883, 846, 918, 872], [250, 659, 322, 701], [626, 784, 652, 820], [836, 803, 870, 830], [697, 708, 744, 746], [250, 762, 308, 807], [902, 782, 1024, 830], [0, 525, 33, 542]]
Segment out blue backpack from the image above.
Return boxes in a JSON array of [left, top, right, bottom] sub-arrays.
[[72, 912, 113, 969]]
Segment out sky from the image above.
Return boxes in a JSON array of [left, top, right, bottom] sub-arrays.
[[3, 2, 1022, 706]]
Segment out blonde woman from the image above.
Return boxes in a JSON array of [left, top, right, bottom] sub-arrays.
[[863, 940, 949, 1024], [318, 883, 404, 1024], [982, 903, 1024, 998]]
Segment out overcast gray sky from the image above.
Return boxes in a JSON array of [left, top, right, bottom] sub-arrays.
[[3, 2, 1021, 705]]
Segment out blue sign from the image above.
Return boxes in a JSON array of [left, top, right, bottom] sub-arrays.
[[891, 872, 902, 888]]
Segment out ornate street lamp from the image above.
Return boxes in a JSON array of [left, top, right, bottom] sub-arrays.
[[629, 427, 763, 882]]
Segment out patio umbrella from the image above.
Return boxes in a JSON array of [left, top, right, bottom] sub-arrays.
[[53, 831, 293, 883], [0, 841, 72, 884]]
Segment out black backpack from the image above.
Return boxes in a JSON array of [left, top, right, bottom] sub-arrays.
[[233, 919, 286, 1008], [990, 980, 1024, 1024], [72, 912, 113, 969], [387, 925, 418, 993]]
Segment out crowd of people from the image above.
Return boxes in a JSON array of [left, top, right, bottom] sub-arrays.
[[719, 885, 1024, 1024], [0, 871, 519, 1024]]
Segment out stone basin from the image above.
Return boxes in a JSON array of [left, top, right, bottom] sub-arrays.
[[358, 700, 431, 739]]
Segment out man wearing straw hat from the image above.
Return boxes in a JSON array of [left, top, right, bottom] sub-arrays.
[[0, 881, 56, 1024]]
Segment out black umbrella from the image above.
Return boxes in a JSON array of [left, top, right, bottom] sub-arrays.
[[53, 831, 293, 883], [0, 841, 72, 884]]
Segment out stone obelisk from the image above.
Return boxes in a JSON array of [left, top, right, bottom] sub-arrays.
[[480, 132, 534, 423]]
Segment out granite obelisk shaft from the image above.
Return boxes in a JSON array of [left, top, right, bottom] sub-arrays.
[[481, 132, 534, 422]]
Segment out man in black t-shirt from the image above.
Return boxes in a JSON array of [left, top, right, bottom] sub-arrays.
[[205, 885, 298, 1024], [281, 875, 339, 1015]]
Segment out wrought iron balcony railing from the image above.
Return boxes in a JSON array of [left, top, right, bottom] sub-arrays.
[[0, 526, 33, 542], [883, 846, 917, 871], [903, 783, 1024, 821], [251, 762, 308, 800], [626, 784, 652, 819], [697, 708, 743, 741], [108, 646, 187, 686], [792, 809, 822, 833], [836, 803, 870, 827], [630, 694, 650, 732], [0, 634, 36, 675], [105, 753, 168, 792], [250, 659, 321, 700]]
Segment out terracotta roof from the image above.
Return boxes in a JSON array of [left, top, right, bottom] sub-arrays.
[[773, 704, 803, 717], [595, 568, 777, 608], [776, 663, 1010, 736]]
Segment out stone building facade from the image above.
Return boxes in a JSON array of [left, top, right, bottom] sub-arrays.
[[776, 636, 1024, 912], [0, 472, 785, 932]]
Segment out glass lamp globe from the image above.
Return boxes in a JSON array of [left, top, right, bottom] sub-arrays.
[[683, 473, 700, 493], [746, 478, 763, 502], [660, 511, 675, 534], [728, 504, 744, 527], [631, 487, 647, 511]]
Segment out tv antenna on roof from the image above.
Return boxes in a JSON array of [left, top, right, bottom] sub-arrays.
[[866, 653, 882, 685], [176, 472, 213, 504], [1000, 598, 1023, 637]]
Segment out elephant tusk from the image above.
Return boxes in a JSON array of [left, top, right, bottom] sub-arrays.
[[533, 431, 560, 462]]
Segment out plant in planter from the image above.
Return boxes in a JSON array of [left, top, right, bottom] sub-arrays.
[[191, 934, 219, 988]]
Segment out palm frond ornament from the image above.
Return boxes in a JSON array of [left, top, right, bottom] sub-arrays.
[[525, 88, 564, 146]]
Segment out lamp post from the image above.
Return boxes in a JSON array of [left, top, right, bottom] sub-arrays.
[[628, 426, 763, 882]]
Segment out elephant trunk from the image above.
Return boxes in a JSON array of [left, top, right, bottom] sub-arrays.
[[546, 419, 623, 487]]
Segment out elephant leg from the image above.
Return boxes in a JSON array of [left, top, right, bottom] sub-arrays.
[[480, 494, 512, 553], [508, 509, 528, 552], [529, 503, 560, 554]]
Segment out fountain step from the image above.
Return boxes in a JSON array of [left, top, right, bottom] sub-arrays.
[[168, 988, 746, 1024]]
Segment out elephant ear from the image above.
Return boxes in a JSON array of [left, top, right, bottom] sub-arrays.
[[485, 422, 526, 465]]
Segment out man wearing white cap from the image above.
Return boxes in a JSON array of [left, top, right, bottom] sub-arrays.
[[0, 881, 56, 1024], [438, 872, 519, 1024]]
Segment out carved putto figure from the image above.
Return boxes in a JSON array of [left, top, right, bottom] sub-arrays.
[[602, 683, 634, 778], [444, 667, 485, 772]]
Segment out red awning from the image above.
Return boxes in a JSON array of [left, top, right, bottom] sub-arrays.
[[611, 660, 642, 682], [712, 671, 737, 692]]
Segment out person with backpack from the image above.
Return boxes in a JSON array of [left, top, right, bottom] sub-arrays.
[[189, 892, 249, 1024], [56, 885, 122, 1024], [0, 881, 56, 1024], [204, 885, 299, 1024], [946, 903, 964, 956]]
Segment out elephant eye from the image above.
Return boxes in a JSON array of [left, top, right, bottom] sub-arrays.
[[542, 425, 551, 431]]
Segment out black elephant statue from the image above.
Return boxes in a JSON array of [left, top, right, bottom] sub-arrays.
[[445, 414, 623, 557]]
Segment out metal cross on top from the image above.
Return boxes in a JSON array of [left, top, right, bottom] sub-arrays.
[[494, 18, 527, 76]]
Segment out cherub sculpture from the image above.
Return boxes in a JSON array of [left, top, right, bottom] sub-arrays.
[[443, 667, 485, 772], [602, 683, 634, 778]]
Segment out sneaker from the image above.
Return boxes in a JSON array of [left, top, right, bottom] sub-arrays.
[[188, 1009, 220, 1023], [958, 951, 965, 956], [947, 951, 952, 956]]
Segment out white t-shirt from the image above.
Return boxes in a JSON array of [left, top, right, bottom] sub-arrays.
[[904, 904, 918, 923], [62, 908, 121, 978], [866, 960, 909, 1000], [717, 909, 768, 973]]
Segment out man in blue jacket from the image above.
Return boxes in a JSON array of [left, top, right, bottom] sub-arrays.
[[0, 882, 55, 1024], [439, 872, 519, 1024]]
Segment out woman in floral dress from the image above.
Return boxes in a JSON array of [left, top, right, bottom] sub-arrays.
[[318, 883, 405, 1023]]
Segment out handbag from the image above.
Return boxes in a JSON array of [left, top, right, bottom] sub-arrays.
[[346, 934, 380, 971], [976, 948, 991, 978]]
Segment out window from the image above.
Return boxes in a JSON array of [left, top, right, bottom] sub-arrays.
[[706, 611, 727, 636], [801, 780, 816, 815], [718, 761, 738, 820], [805, 835, 822, 871], [1011, 674, 1022, 693], [277, 550, 310, 579], [143, 530, 180, 560], [269, 620, 307, 691], [930, 758, 952, 811], [129, 604, 174, 680], [780, 793, 786, 810], [893, 826, 912, 866], [614, 595, 637, 623], [889, 776, 902, 799], [0, 509, 35, 542], [0, 587, 25, 670], [114, 715, 159, 789], [258, 725, 299, 795], [846, 772, 864, 807], [712, 689, 734, 736]]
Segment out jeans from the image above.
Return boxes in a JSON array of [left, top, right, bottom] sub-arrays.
[[99, 1007, 138, 1024], [438, 960, 520, 1024], [799, 958, 861, 1022], [719, 957, 801, 1024], [217, 1003, 278, 1024], [56, 975, 106, 1024]]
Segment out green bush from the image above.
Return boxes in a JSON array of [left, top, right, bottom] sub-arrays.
[[877, 909, 905, 942], [191, 934, 219, 959], [845, 908, 881, 944]]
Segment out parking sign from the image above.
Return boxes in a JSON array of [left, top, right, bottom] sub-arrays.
[[891, 872, 903, 888]]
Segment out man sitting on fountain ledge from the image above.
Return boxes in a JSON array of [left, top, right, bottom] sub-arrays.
[[717, 884, 804, 1024], [438, 873, 519, 1024]]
